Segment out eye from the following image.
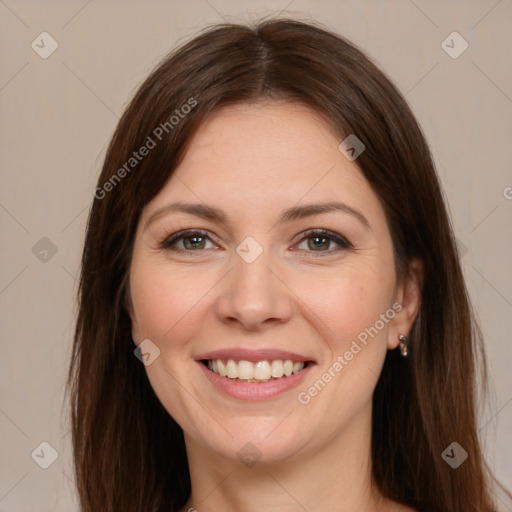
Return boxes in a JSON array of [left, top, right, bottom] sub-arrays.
[[160, 228, 352, 255], [293, 229, 352, 254], [160, 229, 217, 252]]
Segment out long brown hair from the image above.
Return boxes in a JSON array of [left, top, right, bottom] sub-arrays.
[[68, 17, 507, 512]]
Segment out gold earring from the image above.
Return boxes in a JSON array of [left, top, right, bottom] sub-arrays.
[[398, 334, 408, 357]]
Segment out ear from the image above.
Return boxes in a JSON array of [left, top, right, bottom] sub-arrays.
[[387, 258, 423, 350], [124, 281, 141, 345]]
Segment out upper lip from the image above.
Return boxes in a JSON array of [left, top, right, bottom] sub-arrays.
[[195, 348, 316, 363]]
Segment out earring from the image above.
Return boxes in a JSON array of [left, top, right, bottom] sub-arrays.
[[398, 334, 408, 357]]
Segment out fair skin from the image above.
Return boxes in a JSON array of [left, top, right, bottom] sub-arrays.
[[128, 100, 422, 512]]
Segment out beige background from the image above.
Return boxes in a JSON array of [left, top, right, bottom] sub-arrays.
[[1, 1, 511, 510]]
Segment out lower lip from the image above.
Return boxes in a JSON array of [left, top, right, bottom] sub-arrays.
[[197, 361, 315, 401]]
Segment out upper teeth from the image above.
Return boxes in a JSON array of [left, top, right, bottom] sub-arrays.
[[207, 359, 305, 380]]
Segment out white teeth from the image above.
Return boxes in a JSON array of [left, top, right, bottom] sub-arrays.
[[206, 358, 306, 381], [271, 360, 284, 378], [292, 362, 303, 374], [254, 361, 271, 380], [226, 359, 238, 378], [237, 360, 254, 380], [217, 359, 227, 377]]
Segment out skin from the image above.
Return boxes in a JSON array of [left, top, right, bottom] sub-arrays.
[[128, 100, 423, 512]]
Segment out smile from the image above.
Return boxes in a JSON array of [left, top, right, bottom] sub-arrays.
[[204, 359, 308, 382], [195, 348, 316, 400]]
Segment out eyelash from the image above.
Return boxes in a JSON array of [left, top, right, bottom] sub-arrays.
[[159, 228, 352, 255]]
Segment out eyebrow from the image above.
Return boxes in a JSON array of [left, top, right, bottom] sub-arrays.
[[144, 200, 371, 231]]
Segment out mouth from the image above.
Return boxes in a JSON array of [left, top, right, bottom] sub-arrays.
[[195, 347, 317, 401], [194, 348, 316, 399], [200, 358, 312, 383]]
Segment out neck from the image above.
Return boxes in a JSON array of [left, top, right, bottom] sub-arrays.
[[180, 400, 394, 512]]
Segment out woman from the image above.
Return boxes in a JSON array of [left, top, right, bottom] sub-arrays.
[[68, 18, 509, 512]]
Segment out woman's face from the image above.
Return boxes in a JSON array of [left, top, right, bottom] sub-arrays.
[[129, 100, 420, 465]]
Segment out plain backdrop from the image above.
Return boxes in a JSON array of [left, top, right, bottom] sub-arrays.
[[1, 1, 511, 511]]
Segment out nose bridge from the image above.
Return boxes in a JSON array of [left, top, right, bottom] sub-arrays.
[[215, 237, 292, 327]]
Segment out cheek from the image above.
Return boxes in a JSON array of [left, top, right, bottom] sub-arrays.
[[291, 270, 394, 435], [129, 260, 207, 344], [129, 261, 215, 426], [291, 262, 395, 351]]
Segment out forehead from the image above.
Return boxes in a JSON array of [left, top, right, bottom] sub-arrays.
[[142, 100, 387, 231], [179, 100, 345, 180]]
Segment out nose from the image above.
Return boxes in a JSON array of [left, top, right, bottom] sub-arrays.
[[215, 249, 294, 331]]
